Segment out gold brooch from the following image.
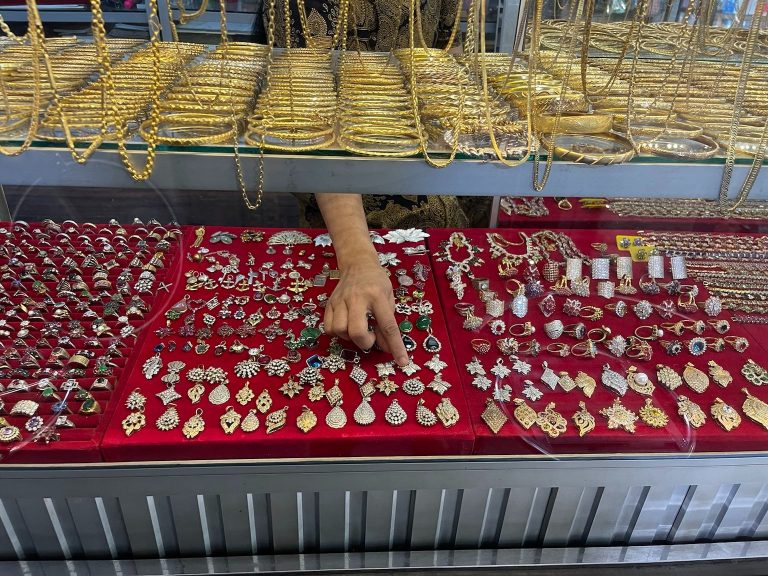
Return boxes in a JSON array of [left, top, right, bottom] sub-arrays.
[[536, 402, 567, 438], [710, 398, 741, 431], [742, 388, 768, 430], [482, 398, 508, 434], [677, 396, 706, 428], [600, 398, 638, 433], [638, 398, 668, 428], [572, 401, 595, 437]]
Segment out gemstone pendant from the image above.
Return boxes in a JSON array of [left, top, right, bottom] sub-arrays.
[[423, 333, 442, 353], [402, 335, 417, 352]]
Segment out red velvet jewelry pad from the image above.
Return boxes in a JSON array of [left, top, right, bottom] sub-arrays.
[[101, 227, 473, 462], [0, 222, 184, 463], [428, 228, 768, 456], [497, 197, 768, 234]]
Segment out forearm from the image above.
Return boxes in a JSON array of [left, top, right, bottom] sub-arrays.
[[315, 193, 378, 269]]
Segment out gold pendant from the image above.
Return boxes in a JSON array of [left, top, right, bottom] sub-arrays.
[[574, 371, 596, 398], [639, 398, 668, 428], [436, 397, 460, 427], [482, 398, 508, 434], [156, 404, 179, 431], [626, 366, 655, 396], [353, 397, 376, 425], [742, 359, 768, 386], [235, 380, 255, 405], [558, 371, 577, 392], [220, 406, 241, 434], [711, 398, 741, 431], [742, 388, 768, 430], [325, 379, 344, 406], [122, 410, 146, 436], [240, 409, 260, 432], [208, 383, 230, 405], [707, 360, 732, 387], [188, 382, 205, 404], [512, 398, 536, 430], [600, 398, 638, 433], [416, 399, 438, 427], [296, 405, 318, 433], [683, 362, 709, 394], [182, 409, 206, 439], [326, 402, 347, 429], [266, 406, 288, 434], [256, 389, 273, 413], [308, 383, 326, 402], [677, 395, 706, 428], [536, 402, 567, 438], [572, 401, 595, 437], [656, 364, 682, 390]]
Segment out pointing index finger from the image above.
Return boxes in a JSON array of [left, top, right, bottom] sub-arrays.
[[372, 299, 409, 366]]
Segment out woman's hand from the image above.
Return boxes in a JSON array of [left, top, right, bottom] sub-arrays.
[[315, 192, 409, 366], [324, 257, 409, 366]]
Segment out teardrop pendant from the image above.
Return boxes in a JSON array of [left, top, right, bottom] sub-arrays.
[[385, 399, 407, 426], [156, 404, 179, 431], [423, 333, 442, 353], [240, 409, 260, 432], [326, 402, 347, 429], [402, 334, 417, 352], [353, 397, 376, 425], [415, 399, 437, 427], [208, 383, 230, 405]]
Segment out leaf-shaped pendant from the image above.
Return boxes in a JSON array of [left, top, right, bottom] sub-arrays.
[[601, 364, 628, 396], [182, 409, 205, 439], [142, 353, 162, 379], [296, 405, 317, 433], [683, 362, 709, 394]]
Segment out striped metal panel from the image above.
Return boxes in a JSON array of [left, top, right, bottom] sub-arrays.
[[0, 456, 767, 560]]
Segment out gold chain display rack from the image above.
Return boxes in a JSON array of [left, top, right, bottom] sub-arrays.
[[1, 0, 768, 207]]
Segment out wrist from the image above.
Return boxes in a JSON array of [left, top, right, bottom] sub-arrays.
[[337, 245, 380, 272]]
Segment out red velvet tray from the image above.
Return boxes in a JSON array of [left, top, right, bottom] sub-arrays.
[[0, 221, 184, 463], [101, 227, 473, 461], [497, 197, 768, 234], [428, 228, 768, 456]]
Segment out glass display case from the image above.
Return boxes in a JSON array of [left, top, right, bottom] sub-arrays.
[[2, 0, 768, 573]]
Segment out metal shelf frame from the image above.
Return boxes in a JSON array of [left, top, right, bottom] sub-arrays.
[[0, 453, 767, 569]]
